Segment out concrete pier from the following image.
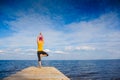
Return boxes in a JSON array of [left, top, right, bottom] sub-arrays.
[[4, 66, 70, 80]]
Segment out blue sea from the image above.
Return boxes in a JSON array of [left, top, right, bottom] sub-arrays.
[[0, 60, 120, 80]]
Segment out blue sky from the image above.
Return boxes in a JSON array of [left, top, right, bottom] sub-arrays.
[[0, 0, 120, 60]]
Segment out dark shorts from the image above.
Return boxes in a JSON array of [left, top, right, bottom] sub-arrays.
[[37, 51, 48, 61]]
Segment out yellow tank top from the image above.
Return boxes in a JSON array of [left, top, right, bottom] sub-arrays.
[[37, 41, 44, 51]]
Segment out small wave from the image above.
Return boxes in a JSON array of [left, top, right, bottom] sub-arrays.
[[111, 78, 120, 80], [80, 71, 99, 77], [86, 72, 99, 75], [66, 71, 99, 78], [0, 70, 20, 73]]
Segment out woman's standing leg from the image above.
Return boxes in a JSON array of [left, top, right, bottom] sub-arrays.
[[37, 51, 42, 67]]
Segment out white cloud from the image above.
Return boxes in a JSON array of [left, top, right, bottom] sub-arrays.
[[44, 49, 51, 52], [0, 12, 120, 60], [65, 12, 120, 50], [1, 13, 66, 49], [54, 50, 65, 54], [14, 48, 22, 52], [44, 49, 68, 54], [65, 46, 96, 51], [25, 49, 36, 52], [75, 46, 96, 50], [65, 46, 73, 51], [0, 50, 4, 53]]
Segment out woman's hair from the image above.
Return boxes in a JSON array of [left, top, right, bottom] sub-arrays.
[[39, 37, 43, 41]]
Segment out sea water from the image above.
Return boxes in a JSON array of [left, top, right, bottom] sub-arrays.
[[0, 60, 120, 80]]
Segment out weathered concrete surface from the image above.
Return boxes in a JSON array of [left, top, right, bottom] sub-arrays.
[[4, 66, 70, 80]]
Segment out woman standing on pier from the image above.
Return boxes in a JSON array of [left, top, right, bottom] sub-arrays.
[[37, 33, 48, 67]]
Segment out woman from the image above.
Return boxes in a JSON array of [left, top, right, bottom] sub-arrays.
[[37, 33, 48, 67]]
